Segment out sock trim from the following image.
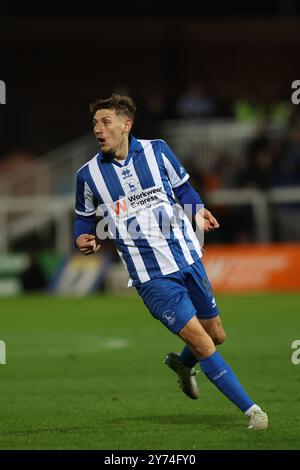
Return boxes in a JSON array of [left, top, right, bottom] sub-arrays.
[[244, 404, 262, 416]]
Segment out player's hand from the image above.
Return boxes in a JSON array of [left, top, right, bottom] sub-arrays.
[[76, 234, 101, 255], [195, 208, 220, 232], [203, 208, 219, 231]]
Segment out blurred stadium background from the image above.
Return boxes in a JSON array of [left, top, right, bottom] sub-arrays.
[[0, 2, 300, 450]]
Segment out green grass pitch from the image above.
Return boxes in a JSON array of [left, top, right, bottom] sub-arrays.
[[0, 293, 300, 449]]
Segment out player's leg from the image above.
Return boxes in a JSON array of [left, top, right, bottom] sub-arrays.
[[179, 316, 226, 368], [136, 273, 201, 399], [200, 316, 226, 345], [178, 316, 268, 429], [177, 316, 216, 358], [177, 260, 268, 428], [136, 272, 268, 428], [179, 259, 223, 368]]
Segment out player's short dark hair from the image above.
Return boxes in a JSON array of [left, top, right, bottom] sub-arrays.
[[89, 94, 136, 121]]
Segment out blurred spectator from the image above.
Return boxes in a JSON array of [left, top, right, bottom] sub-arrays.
[[233, 120, 275, 190], [272, 121, 300, 187], [271, 120, 300, 240], [208, 151, 236, 190], [245, 120, 270, 161], [268, 84, 294, 127], [20, 253, 47, 292], [269, 99, 293, 127], [176, 81, 218, 118], [0, 150, 35, 178], [234, 151, 275, 190], [233, 91, 265, 122], [201, 150, 254, 244], [235, 148, 274, 190]]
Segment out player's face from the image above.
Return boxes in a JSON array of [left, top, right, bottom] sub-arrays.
[[93, 109, 130, 154]]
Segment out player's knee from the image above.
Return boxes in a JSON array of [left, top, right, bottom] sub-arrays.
[[192, 339, 215, 358], [212, 329, 226, 345], [179, 317, 216, 358]]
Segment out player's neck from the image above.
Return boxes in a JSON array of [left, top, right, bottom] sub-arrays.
[[114, 135, 129, 161]]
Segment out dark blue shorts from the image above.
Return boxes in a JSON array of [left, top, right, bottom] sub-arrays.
[[136, 259, 219, 334]]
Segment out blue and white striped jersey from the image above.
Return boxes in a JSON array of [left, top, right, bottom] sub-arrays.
[[75, 136, 202, 286]]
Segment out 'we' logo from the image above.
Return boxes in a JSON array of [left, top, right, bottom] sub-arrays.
[[110, 199, 127, 216]]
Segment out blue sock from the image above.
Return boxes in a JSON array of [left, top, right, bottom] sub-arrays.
[[199, 351, 254, 412], [180, 345, 198, 368]]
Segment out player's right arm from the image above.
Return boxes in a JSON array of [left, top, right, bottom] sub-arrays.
[[74, 170, 101, 255]]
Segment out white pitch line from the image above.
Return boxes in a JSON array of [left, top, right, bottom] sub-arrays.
[[7, 337, 130, 357]]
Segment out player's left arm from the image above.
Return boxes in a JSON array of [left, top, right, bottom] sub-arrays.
[[195, 206, 220, 232], [173, 181, 219, 232], [160, 140, 219, 232]]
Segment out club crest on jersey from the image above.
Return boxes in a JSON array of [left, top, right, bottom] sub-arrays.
[[125, 179, 139, 194]]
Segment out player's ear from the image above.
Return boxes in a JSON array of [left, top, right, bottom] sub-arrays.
[[123, 118, 132, 134]]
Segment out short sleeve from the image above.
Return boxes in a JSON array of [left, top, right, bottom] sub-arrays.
[[75, 172, 97, 217], [160, 140, 189, 188]]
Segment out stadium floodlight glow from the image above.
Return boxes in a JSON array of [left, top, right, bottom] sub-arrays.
[[0, 80, 6, 104]]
